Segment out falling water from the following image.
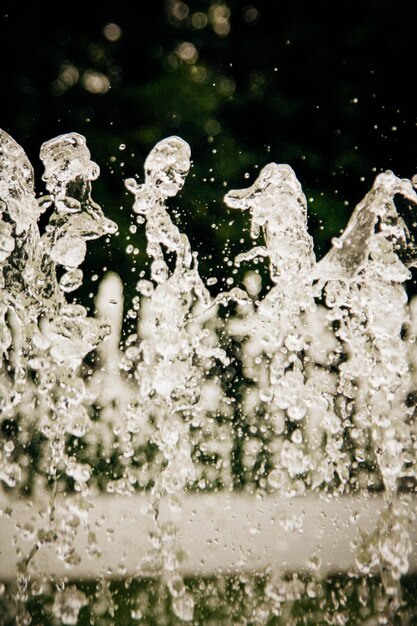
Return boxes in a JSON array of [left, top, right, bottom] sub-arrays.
[[1, 129, 417, 624]]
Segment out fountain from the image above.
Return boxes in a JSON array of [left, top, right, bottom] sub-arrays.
[[0, 128, 417, 624]]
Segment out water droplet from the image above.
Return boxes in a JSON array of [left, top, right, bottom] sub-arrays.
[[52, 587, 88, 625], [172, 592, 194, 622], [60, 269, 83, 292]]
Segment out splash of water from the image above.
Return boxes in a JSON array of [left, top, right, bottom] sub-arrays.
[[0, 129, 117, 625], [1, 128, 417, 624]]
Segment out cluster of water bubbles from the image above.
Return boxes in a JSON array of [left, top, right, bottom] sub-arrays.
[[0, 128, 417, 624]]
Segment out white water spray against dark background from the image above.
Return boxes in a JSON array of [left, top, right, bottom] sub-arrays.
[[1, 128, 417, 624]]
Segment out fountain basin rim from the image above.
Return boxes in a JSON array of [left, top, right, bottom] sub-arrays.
[[1, 492, 415, 580]]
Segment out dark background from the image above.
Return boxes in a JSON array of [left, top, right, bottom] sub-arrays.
[[1, 0, 416, 305]]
